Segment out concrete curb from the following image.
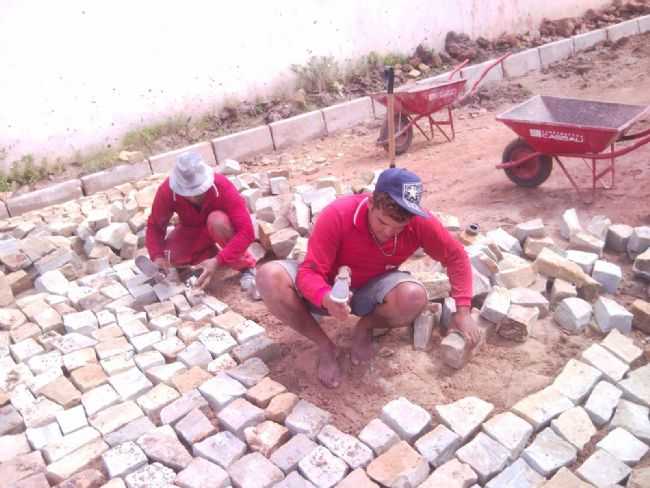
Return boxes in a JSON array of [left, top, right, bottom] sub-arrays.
[[212, 125, 275, 162], [461, 61, 503, 90], [7, 179, 83, 217], [1, 16, 648, 219], [80, 161, 153, 195]]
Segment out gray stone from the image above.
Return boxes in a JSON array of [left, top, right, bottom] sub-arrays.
[[217, 397, 265, 439], [570, 232, 604, 257], [229, 452, 285, 488], [601, 329, 643, 364], [415, 424, 462, 467], [610, 399, 650, 444], [455, 432, 510, 485], [487, 228, 522, 256], [176, 456, 230, 488], [584, 381, 623, 427], [509, 288, 549, 318], [581, 343, 629, 382], [298, 446, 349, 488], [175, 407, 216, 445], [591, 260, 622, 294], [619, 364, 650, 408], [550, 406, 597, 451], [124, 462, 176, 488], [512, 387, 574, 431], [198, 372, 246, 410], [273, 471, 316, 488], [25, 422, 62, 450], [286, 399, 331, 440], [0, 404, 24, 436], [137, 430, 193, 471], [627, 226, 650, 258], [212, 125, 274, 162], [109, 367, 153, 401], [227, 357, 269, 387], [573, 28, 607, 51], [270, 433, 318, 474], [538, 38, 573, 67], [380, 396, 431, 443], [606, 224, 633, 252], [198, 327, 237, 357], [576, 449, 631, 487], [0, 432, 30, 463], [480, 287, 511, 324], [419, 458, 477, 488], [160, 389, 208, 425], [481, 412, 533, 461], [269, 110, 326, 150], [101, 440, 148, 478], [34, 270, 70, 296], [593, 297, 633, 334], [413, 309, 435, 350], [597, 427, 648, 465], [317, 424, 374, 469], [566, 250, 598, 274], [485, 458, 545, 488], [81, 384, 120, 417], [514, 219, 545, 243], [559, 209, 582, 240], [357, 419, 400, 457], [550, 279, 577, 304], [56, 404, 88, 434], [435, 396, 494, 442], [551, 359, 602, 404], [522, 428, 577, 478], [178, 341, 213, 368], [231, 334, 281, 363], [194, 430, 247, 469], [42, 425, 101, 463], [553, 297, 592, 334]]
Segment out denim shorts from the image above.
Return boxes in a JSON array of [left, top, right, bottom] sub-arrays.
[[275, 259, 425, 317]]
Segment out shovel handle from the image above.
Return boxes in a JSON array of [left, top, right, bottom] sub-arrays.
[[385, 67, 396, 168]]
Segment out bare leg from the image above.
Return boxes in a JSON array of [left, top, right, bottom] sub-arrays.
[[351, 282, 428, 365], [206, 210, 256, 270], [256, 262, 342, 388]]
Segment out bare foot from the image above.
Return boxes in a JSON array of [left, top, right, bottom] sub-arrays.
[[318, 347, 342, 388], [351, 325, 374, 365]]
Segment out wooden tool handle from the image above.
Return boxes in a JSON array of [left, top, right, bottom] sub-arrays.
[[385, 67, 396, 168]]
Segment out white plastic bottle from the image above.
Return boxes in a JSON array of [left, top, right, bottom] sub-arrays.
[[330, 266, 351, 303]]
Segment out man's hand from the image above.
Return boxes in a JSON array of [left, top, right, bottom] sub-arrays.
[[153, 257, 170, 274], [195, 258, 219, 290], [322, 293, 351, 322], [451, 307, 481, 348]]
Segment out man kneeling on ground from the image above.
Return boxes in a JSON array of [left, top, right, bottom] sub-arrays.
[[145, 151, 256, 291], [256, 167, 480, 388]]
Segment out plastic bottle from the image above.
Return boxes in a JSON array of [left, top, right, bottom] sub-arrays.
[[330, 266, 351, 303]]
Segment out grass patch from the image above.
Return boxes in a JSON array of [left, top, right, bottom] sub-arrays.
[[122, 116, 188, 152], [78, 147, 120, 174]]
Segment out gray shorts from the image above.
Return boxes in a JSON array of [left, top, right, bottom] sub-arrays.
[[275, 259, 424, 317]]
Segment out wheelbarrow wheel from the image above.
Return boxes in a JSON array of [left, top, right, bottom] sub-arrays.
[[379, 114, 413, 155], [502, 138, 553, 188]]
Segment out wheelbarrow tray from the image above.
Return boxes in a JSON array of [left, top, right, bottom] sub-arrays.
[[370, 79, 467, 116], [497, 95, 649, 155]]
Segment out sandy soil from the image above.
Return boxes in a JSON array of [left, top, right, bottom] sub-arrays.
[[212, 34, 650, 435]]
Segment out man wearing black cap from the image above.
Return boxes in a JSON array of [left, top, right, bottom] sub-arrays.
[[256, 167, 478, 388]]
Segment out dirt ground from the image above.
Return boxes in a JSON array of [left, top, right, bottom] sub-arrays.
[[212, 34, 650, 435]]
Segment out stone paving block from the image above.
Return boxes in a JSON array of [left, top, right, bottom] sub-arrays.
[[7, 180, 83, 217], [576, 449, 631, 487], [455, 432, 509, 485], [522, 427, 577, 478], [152, 336, 185, 360], [610, 399, 650, 444], [124, 462, 176, 488], [274, 471, 317, 488], [39, 375, 82, 410], [0, 432, 30, 462], [482, 411, 533, 461], [270, 110, 327, 150], [231, 333, 281, 363], [245, 376, 287, 408], [136, 383, 180, 417], [298, 445, 349, 488], [380, 396, 431, 442], [539, 38, 574, 68], [512, 387, 574, 431], [553, 297, 592, 334], [317, 424, 374, 469], [43, 426, 101, 463], [149, 141, 216, 174], [175, 456, 230, 488], [130, 330, 162, 353], [286, 399, 331, 440], [21, 396, 64, 428], [217, 397, 265, 439], [605, 223, 633, 253], [584, 380, 623, 427], [137, 429, 193, 471], [631, 299, 650, 333], [336, 468, 378, 488], [591, 260, 622, 294], [597, 427, 648, 466], [194, 430, 247, 469], [541, 467, 592, 487], [503, 48, 541, 78], [480, 286, 511, 324], [198, 327, 237, 357], [199, 372, 247, 410], [96, 337, 133, 360], [212, 124, 274, 162], [593, 296, 633, 334], [435, 396, 493, 442], [270, 432, 318, 474], [550, 406, 596, 451], [509, 287, 549, 318], [109, 367, 153, 401], [26, 422, 64, 451], [56, 404, 88, 434], [171, 366, 212, 394], [45, 437, 109, 484], [175, 407, 217, 445], [581, 343, 629, 382], [601, 329, 642, 364], [607, 18, 641, 42], [178, 341, 213, 368], [619, 364, 650, 408], [551, 359, 602, 404], [134, 350, 166, 372], [10, 338, 44, 363], [485, 458, 545, 488], [159, 388, 208, 425], [146, 361, 187, 385], [89, 400, 143, 435], [415, 423, 462, 467], [244, 419, 289, 457], [229, 451, 285, 488], [628, 226, 650, 258], [358, 418, 400, 457], [419, 458, 477, 488], [227, 357, 269, 387], [101, 440, 148, 478], [0, 451, 47, 485], [566, 250, 598, 274], [7, 473, 51, 488]]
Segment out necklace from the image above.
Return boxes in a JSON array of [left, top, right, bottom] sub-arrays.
[[370, 230, 398, 257]]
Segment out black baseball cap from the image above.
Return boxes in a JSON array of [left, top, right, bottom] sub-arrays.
[[375, 168, 428, 218]]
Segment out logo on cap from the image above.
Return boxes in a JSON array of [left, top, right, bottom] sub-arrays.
[[402, 182, 422, 210]]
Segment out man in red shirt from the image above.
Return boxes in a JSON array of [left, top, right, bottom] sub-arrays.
[[256, 167, 479, 388], [145, 152, 256, 290]]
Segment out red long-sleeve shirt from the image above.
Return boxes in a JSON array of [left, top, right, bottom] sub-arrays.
[[296, 194, 473, 308], [145, 172, 254, 266]]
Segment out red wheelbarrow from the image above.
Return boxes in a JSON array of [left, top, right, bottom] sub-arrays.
[[496, 95, 650, 199], [370, 53, 510, 155]]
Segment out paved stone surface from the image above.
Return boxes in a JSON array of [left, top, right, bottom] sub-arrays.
[[270, 432, 317, 474], [628, 467, 650, 488], [137, 429, 193, 470], [455, 432, 510, 484], [610, 399, 650, 444], [415, 423, 462, 467], [435, 396, 493, 442], [298, 445, 349, 488], [484, 458, 544, 488], [358, 418, 400, 457], [124, 461, 176, 488], [618, 364, 650, 408], [549, 406, 596, 451], [551, 359, 602, 404], [175, 456, 230, 488], [245, 376, 287, 408], [226, 357, 269, 387], [244, 420, 289, 457], [481, 411, 533, 461], [175, 407, 216, 445], [101, 440, 147, 478], [581, 343, 629, 382], [285, 399, 331, 440], [512, 387, 574, 432], [317, 424, 374, 469], [199, 372, 246, 410], [159, 389, 208, 425], [576, 449, 631, 487], [541, 467, 592, 487], [274, 471, 317, 488], [522, 427, 577, 478], [194, 430, 247, 469], [601, 328, 643, 364], [584, 380, 623, 427], [593, 296, 633, 334], [592, 259, 622, 294], [419, 458, 478, 488], [597, 427, 648, 465], [336, 468, 379, 488], [366, 440, 429, 488], [380, 396, 431, 443], [229, 451, 285, 488], [103, 416, 155, 447], [553, 297, 592, 334], [217, 397, 265, 439]]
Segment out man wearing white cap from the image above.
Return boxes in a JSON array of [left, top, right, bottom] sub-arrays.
[[145, 152, 256, 290]]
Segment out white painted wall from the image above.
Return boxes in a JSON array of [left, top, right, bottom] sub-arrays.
[[0, 0, 610, 168]]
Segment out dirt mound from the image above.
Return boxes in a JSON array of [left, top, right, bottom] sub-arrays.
[[461, 82, 533, 111]]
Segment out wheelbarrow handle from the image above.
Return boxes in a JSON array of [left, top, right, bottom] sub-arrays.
[[448, 59, 470, 80], [465, 52, 512, 99]]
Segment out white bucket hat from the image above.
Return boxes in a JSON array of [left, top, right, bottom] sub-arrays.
[[169, 152, 214, 197]]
